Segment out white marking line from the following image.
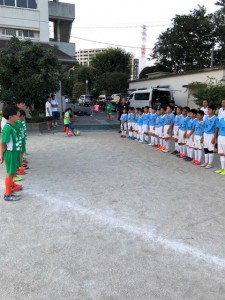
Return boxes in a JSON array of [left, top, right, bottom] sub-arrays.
[[28, 189, 225, 270]]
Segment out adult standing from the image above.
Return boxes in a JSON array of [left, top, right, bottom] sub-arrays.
[[117, 98, 129, 132], [51, 94, 59, 127], [200, 99, 208, 121], [218, 99, 225, 120], [45, 96, 53, 131]]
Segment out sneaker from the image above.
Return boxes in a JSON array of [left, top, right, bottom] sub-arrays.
[[179, 153, 186, 158], [12, 185, 23, 192], [195, 160, 201, 165], [184, 157, 192, 161], [148, 143, 153, 146], [138, 140, 143, 143], [16, 171, 26, 176], [142, 141, 148, 144], [13, 176, 23, 182], [219, 170, 225, 175], [200, 163, 207, 167], [4, 194, 21, 201], [205, 164, 212, 169], [215, 169, 224, 174], [171, 150, 179, 155], [162, 149, 170, 153]]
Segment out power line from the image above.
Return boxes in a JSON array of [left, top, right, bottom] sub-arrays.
[[74, 24, 171, 29]]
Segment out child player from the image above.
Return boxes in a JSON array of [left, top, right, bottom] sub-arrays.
[[153, 108, 161, 147], [215, 112, 225, 175], [137, 108, 144, 143], [120, 108, 128, 138], [192, 110, 204, 165], [171, 106, 182, 155], [148, 107, 157, 146], [177, 107, 190, 157], [130, 107, 136, 140], [157, 106, 166, 151], [0, 106, 22, 201], [162, 105, 174, 153], [183, 109, 197, 161], [142, 106, 150, 144], [127, 107, 133, 139], [200, 104, 219, 169]]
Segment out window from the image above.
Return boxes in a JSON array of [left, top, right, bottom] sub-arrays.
[[28, 0, 37, 9], [0, 0, 3, 5], [134, 93, 150, 101], [5, 0, 15, 6], [17, 0, 26, 7]]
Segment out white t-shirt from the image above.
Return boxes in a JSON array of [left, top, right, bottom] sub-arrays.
[[218, 107, 225, 120], [46, 101, 52, 117], [201, 107, 208, 121], [1, 117, 7, 130], [51, 99, 58, 112]]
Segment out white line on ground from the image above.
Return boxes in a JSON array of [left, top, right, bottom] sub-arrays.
[[27, 189, 225, 271]]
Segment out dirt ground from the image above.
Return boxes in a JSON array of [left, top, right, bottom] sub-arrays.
[[0, 131, 225, 300]]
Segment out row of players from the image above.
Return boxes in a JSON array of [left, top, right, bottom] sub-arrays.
[[119, 105, 225, 175]]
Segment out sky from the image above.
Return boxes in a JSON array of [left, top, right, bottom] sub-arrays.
[[58, 0, 218, 65]]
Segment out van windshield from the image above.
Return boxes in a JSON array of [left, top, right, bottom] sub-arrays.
[[152, 89, 170, 107], [134, 93, 150, 101]]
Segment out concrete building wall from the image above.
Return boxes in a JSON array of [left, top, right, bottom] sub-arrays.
[[129, 68, 225, 108]]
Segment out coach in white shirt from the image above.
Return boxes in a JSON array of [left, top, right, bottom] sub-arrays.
[[218, 99, 225, 120], [51, 94, 59, 127], [200, 99, 208, 121], [45, 95, 53, 131]]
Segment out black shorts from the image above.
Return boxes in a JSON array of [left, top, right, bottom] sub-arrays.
[[64, 124, 69, 129], [46, 116, 53, 121]]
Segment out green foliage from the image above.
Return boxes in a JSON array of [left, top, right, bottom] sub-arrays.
[[139, 64, 171, 79], [186, 78, 225, 107], [72, 82, 86, 101], [151, 6, 215, 72], [0, 37, 61, 116]]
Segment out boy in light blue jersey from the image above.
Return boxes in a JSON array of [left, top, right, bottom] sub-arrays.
[[162, 105, 175, 153], [137, 108, 144, 142], [148, 107, 157, 146], [154, 109, 161, 147], [120, 108, 128, 138], [171, 106, 182, 155], [127, 107, 135, 139], [184, 109, 197, 161], [142, 106, 150, 144], [157, 107, 166, 150], [193, 110, 205, 165], [129, 107, 136, 139], [177, 107, 190, 157], [200, 104, 219, 169], [215, 115, 225, 175], [133, 108, 140, 140]]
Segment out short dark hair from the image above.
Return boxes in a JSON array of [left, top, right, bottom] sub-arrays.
[[65, 107, 72, 112], [3, 106, 18, 120], [167, 105, 174, 110], [208, 104, 217, 110], [183, 106, 190, 112], [144, 106, 149, 109], [15, 99, 25, 105], [197, 110, 204, 116], [190, 109, 197, 114]]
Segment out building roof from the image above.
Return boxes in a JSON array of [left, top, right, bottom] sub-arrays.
[[0, 39, 76, 66]]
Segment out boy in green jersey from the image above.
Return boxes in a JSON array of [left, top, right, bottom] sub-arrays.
[[0, 106, 21, 201]]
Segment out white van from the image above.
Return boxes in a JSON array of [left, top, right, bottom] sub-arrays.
[[128, 88, 173, 108]]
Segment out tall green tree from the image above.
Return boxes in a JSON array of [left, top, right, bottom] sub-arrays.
[[139, 64, 171, 79], [0, 37, 61, 117], [90, 48, 132, 95], [151, 6, 215, 72]]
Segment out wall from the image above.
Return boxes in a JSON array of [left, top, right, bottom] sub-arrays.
[[129, 68, 225, 108]]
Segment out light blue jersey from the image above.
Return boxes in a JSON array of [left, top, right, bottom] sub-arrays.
[[174, 114, 182, 127], [130, 113, 135, 123], [137, 115, 144, 126], [164, 113, 175, 126], [158, 114, 166, 127], [127, 113, 132, 123], [187, 118, 197, 131], [142, 113, 150, 125], [155, 116, 160, 128], [149, 113, 157, 126], [179, 116, 190, 131], [120, 114, 128, 122], [194, 120, 205, 136], [134, 114, 139, 123], [204, 115, 219, 134], [218, 117, 225, 136]]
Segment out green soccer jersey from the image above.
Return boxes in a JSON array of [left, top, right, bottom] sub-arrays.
[[1, 124, 21, 152], [21, 120, 27, 140], [105, 102, 112, 114]]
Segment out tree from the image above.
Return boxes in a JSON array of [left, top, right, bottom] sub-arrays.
[[139, 64, 171, 79], [72, 82, 85, 100], [0, 37, 61, 117], [91, 48, 132, 95], [186, 78, 225, 108], [151, 6, 215, 73]]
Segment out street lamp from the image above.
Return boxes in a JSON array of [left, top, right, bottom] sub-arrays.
[[85, 80, 88, 95]]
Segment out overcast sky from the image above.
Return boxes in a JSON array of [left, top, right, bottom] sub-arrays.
[[58, 0, 218, 63]]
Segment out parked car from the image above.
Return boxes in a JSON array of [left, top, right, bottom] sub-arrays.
[[110, 93, 130, 111], [97, 94, 112, 110], [78, 95, 93, 106]]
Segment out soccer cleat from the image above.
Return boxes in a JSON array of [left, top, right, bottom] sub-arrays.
[[12, 185, 23, 192], [162, 149, 170, 153], [171, 150, 179, 155], [200, 163, 207, 167], [205, 164, 212, 169], [184, 157, 192, 161], [195, 160, 201, 165], [214, 169, 224, 174], [4, 194, 21, 201], [13, 176, 23, 182], [219, 170, 225, 175], [179, 153, 186, 158], [142, 141, 148, 144], [138, 140, 143, 143], [16, 171, 26, 176], [148, 143, 153, 146]]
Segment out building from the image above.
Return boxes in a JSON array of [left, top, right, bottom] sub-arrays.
[[75, 48, 106, 66], [129, 67, 225, 108], [0, 0, 76, 113]]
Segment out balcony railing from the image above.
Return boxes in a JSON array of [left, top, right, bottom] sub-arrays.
[[0, 34, 39, 42]]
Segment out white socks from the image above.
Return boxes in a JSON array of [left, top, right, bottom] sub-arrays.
[[208, 153, 214, 165], [204, 154, 209, 164], [220, 156, 225, 169], [198, 150, 202, 162]]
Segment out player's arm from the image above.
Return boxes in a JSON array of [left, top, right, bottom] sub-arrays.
[[0, 142, 6, 164], [212, 128, 219, 144]]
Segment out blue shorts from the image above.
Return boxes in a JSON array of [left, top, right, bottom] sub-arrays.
[[52, 111, 59, 120]]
